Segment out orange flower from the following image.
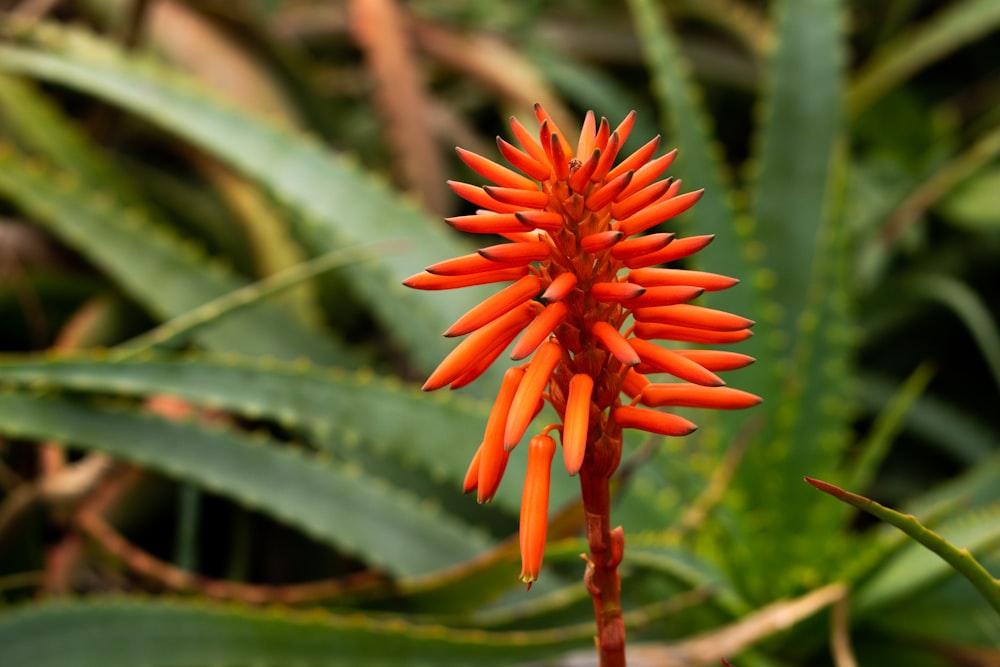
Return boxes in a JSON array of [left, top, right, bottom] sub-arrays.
[[405, 105, 760, 585], [520, 434, 556, 587]]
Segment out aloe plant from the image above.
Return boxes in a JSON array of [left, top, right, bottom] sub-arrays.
[[0, 1, 998, 665]]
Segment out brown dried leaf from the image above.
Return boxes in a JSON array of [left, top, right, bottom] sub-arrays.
[[349, 0, 447, 213]]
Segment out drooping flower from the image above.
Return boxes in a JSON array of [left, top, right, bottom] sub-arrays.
[[405, 105, 760, 586]]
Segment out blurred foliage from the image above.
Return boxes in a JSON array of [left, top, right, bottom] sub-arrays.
[[0, 0, 998, 665]]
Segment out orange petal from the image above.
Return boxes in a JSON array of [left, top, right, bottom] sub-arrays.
[[496, 137, 551, 181], [548, 130, 571, 181], [446, 212, 534, 235], [515, 211, 564, 232], [629, 267, 739, 292], [569, 148, 601, 193], [585, 170, 633, 211], [630, 184, 680, 217], [534, 103, 573, 158], [537, 120, 555, 169], [629, 338, 725, 387], [462, 444, 482, 493], [423, 304, 535, 391], [663, 178, 683, 199], [447, 181, 522, 214], [621, 285, 704, 308], [426, 252, 525, 276], [624, 234, 715, 269], [622, 368, 651, 398], [403, 266, 529, 290], [633, 363, 663, 375], [610, 232, 675, 260], [613, 405, 697, 436], [615, 189, 704, 237], [510, 115, 552, 169], [519, 433, 556, 586], [478, 367, 525, 503], [510, 301, 568, 360], [449, 336, 513, 390], [505, 340, 563, 448], [641, 384, 762, 410], [590, 116, 611, 158], [484, 185, 550, 209], [591, 322, 640, 366], [563, 374, 594, 475], [606, 135, 660, 182], [576, 110, 597, 158], [448, 303, 541, 390], [591, 281, 645, 302], [580, 230, 623, 253], [456, 147, 537, 190], [499, 230, 547, 244], [618, 150, 677, 200], [633, 304, 754, 332], [541, 272, 578, 303], [478, 241, 551, 264], [445, 274, 542, 337], [611, 111, 637, 151], [634, 322, 754, 345], [590, 131, 621, 183], [478, 444, 512, 505], [610, 180, 673, 221], [674, 350, 755, 371]]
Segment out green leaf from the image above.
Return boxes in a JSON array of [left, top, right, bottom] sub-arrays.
[[0, 598, 583, 666], [0, 143, 350, 365], [625, 534, 751, 618], [857, 374, 998, 466], [904, 274, 1000, 396], [808, 479, 1000, 614], [846, 364, 935, 493], [871, 122, 1000, 248], [115, 247, 373, 357], [719, 0, 851, 601], [940, 166, 1000, 231], [0, 74, 142, 203], [0, 352, 579, 514], [905, 449, 1000, 520], [0, 21, 492, 380], [611, 436, 698, 535], [0, 72, 343, 359], [870, 553, 1000, 648], [755, 145, 854, 531], [625, 0, 768, 331], [0, 390, 492, 578], [672, 0, 771, 57], [839, 451, 1000, 593], [849, 0, 1000, 116], [749, 0, 844, 342], [854, 640, 969, 667], [624, 0, 777, 505]]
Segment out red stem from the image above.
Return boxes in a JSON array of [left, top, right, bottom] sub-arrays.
[[579, 466, 626, 667]]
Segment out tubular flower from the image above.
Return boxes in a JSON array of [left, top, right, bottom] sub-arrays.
[[404, 105, 760, 585]]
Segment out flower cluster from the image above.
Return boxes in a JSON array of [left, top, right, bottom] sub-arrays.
[[405, 105, 760, 585]]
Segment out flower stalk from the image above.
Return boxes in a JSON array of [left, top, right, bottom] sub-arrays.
[[406, 105, 760, 666], [580, 466, 626, 667]]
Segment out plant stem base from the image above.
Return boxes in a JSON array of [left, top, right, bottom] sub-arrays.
[[580, 468, 626, 667]]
